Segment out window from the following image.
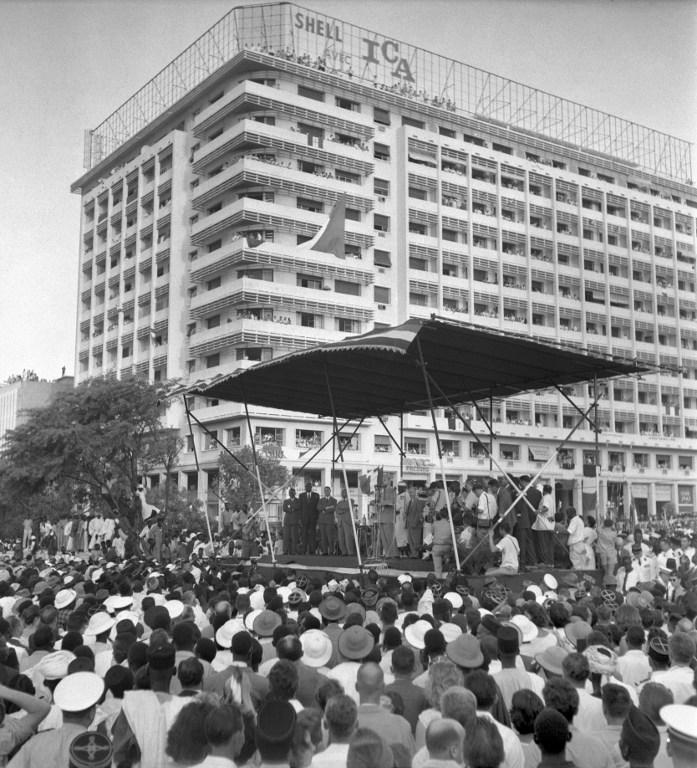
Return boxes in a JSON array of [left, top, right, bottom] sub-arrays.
[[439, 126, 456, 138], [345, 208, 361, 222], [374, 435, 391, 453], [207, 276, 221, 290], [470, 442, 488, 458], [442, 228, 458, 242], [374, 107, 390, 126], [405, 437, 427, 455], [225, 427, 240, 448], [409, 186, 427, 201], [255, 427, 284, 445], [374, 250, 392, 268], [374, 179, 390, 197], [338, 433, 360, 451], [500, 444, 520, 461], [374, 286, 391, 304], [402, 116, 425, 129], [335, 96, 359, 112], [203, 430, 219, 451], [298, 85, 324, 102], [335, 280, 360, 296], [121, 345, 131, 358], [335, 169, 360, 184], [633, 453, 649, 469], [296, 429, 322, 449], [299, 312, 322, 328], [236, 347, 266, 361], [678, 455, 694, 470], [439, 440, 460, 457], [186, 435, 195, 452], [374, 214, 390, 232], [297, 273, 323, 290], [656, 454, 672, 470], [297, 197, 324, 213], [206, 315, 221, 329], [206, 353, 220, 368], [374, 143, 390, 161], [237, 268, 273, 281], [155, 293, 168, 311]]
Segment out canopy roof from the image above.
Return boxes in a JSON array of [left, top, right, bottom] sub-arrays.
[[189, 318, 651, 419]]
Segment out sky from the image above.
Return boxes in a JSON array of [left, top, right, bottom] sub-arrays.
[[1, 0, 695, 383]]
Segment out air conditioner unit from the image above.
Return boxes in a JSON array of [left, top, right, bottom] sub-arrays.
[[377, 195, 386, 203], [477, 459, 485, 465], [377, 303, 386, 310], [378, 126, 386, 132], [378, 268, 385, 273]]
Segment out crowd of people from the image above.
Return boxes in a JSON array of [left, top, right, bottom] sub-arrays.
[[0, 513, 693, 767]]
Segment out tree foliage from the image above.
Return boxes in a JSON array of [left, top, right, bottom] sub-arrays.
[[0, 377, 181, 524], [219, 444, 289, 513]]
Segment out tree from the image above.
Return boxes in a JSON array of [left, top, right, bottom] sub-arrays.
[[218, 444, 289, 514], [0, 377, 182, 526]]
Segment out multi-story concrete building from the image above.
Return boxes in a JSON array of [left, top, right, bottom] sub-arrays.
[[0, 376, 74, 449], [71, 2, 696, 525]]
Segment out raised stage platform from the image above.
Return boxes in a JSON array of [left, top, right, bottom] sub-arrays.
[[254, 554, 602, 593]]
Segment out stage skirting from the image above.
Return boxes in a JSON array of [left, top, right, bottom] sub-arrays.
[[252, 554, 601, 592]]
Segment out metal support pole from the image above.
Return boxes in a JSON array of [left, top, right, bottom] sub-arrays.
[[184, 397, 214, 548], [242, 397, 276, 564], [594, 374, 601, 517], [416, 338, 460, 570], [459, 398, 597, 568], [376, 415, 407, 458], [324, 365, 363, 568]]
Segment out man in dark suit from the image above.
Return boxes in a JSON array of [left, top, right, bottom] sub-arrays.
[[405, 485, 426, 557], [514, 474, 539, 568], [299, 482, 320, 555]]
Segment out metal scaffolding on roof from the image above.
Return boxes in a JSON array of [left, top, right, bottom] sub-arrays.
[[83, 2, 692, 184]]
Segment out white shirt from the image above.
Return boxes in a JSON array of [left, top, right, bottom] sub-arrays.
[[616, 649, 651, 687], [309, 742, 350, 768], [651, 666, 695, 704], [574, 688, 607, 732], [479, 711, 524, 768], [497, 535, 520, 570], [567, 516, 585, 546]]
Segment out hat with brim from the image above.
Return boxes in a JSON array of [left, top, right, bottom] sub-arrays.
[[337, 625, 374, 660], [244, 609, 263, 633], [54, 672, 104, 712], [443, 592, 463, 610], [583, 644, 618, 676], [86, 612, 115, 636], [564, 620, 592, 647], [535, 646, 569, 676], [253, 610, 282, 637], [34, 650, 75, 680], [345, 603, 366, 622], [165, 600, 184, 620], [277, 586, 291, 604], [299, 629, 333, 667], [215, 619, 246, 649], [510, 614, 538, 643], [319, 595, 347, 623], [397, 574, 412, 585], [32, 581, 49, 596], [250, 589, 266, 612], [438, 622, 462, 643], [404, 619, 433, 650], [446, 634, 484, 669]]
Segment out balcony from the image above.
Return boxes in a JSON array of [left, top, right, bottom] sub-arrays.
[[189, 276, 374, 322]]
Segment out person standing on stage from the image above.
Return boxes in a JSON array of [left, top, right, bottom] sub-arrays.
[[317, 486, 338, 555], [567, 507, 586, 570], [394, 480, 409, 557], [335, 488, 355, 556], [513, 476, 536, 569], [405, 485, 426, 557], [299, 482, 320, 555], [533, 484, 556, 567], [378, 480, 397, 558], [282, 488, 301, 555]]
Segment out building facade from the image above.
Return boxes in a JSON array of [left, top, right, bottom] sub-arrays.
[[0, 377, 74, 449], [71, 2, 697, 525]]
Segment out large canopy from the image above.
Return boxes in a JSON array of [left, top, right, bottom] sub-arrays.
[[189, 318, 651, 419]]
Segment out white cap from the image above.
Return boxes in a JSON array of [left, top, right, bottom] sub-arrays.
[[660, 704, 697, 744], [438, 622, 462, 643], [55, 589, 77, 611], [244, 609, 262, 633], [510, 614, 538, 643], [215, 619, 245, 649], [53, 672, 104, 712], [86, 612, 115, 636], [443, 592, 463, 610], [165, 600, 184, 620]]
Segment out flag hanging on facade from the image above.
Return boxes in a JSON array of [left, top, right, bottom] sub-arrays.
[[299, 196, 346, 259]]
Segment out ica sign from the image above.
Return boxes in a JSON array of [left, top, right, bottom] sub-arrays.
[[362, 38, 415, 82]]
